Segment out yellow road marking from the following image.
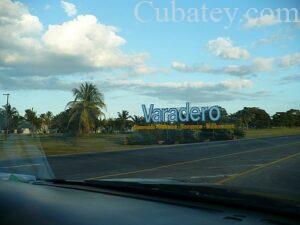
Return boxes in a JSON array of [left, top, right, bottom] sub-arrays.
[[215, 151, 300, 185], [87, 141, 300, 180]]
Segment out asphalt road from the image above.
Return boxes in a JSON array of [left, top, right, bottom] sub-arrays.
[[1, 135, 300, 200]]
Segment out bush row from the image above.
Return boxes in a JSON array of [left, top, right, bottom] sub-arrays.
[[126, 129, 245, 145]]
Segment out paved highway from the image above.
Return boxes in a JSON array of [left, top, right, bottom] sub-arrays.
[[1, 135, 300, 200]]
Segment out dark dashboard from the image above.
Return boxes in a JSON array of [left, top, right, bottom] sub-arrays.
[[0, 180, 298, 225]]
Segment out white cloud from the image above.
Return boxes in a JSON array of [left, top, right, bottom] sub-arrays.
[[0, 0, 43, 64], [243, 14, 280, 29], [207, 37, 250, 60], [0, 75, 261, 103], [132, 65, 169, 75], [100, 79, 263, 103], [42, 15, 146, 69], [251, 34, 292, 47], [0, 0, 147, 77], [279, 53, 300, 68], [172, 52, 300, 76], [172, 57, 274, 77], [105, 79, 253, 90], [252, 57, 274, 72], [61, 1, 77, 17]]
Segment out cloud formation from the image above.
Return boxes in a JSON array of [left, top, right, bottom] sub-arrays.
[[172, 57, 274, 77], [61, 1, 77, 17], [132, 65, 169, 75], [207, 37, 250, 60], [172, 51, 300, 77], [0, 0, 147, 77], [279, 74, 300, 84], [279, 53, 300, 68], [0, 75, 75, 91], [243, 14, 280, 29], [106, 79, 259, 103], [252, 34, 292, 47], [0, 74, 265, 103]]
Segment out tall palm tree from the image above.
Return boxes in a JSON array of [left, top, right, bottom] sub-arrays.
[[117, 110, 130, 132], [25, 108, 40, 134], [67, 82, 106, 134], [3, 104, 19, 132]]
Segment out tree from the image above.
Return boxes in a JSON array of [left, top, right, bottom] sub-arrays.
[[131, 115, 145, 125], [1, 104, 20, 133], [67, 82, 106, 134], [40, 111, 53, 134], [232, 107, 271, 129], [216, 106, 229, 123], [24, 108, 40, 133], [117, 110, 131, 132], [0, 109, 5, 130], [272, 109, 300, 127], [99, 118, 118, 133], [52, 109, 71, 133]]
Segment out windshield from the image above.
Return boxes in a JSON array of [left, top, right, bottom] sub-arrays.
[[0, 0, 299, 210]]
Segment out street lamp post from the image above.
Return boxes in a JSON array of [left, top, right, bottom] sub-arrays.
[[3, 94, 10, 138]]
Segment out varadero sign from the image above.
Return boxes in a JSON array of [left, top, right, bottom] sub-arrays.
[[142, 102, 221, 123]]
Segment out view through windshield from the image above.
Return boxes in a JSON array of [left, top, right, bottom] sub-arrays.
[[0, 0, 300, 208]]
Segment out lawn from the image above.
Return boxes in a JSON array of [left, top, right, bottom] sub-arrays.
[[245, 127, 300, 138], [1, 127, 300, 160], [0, 133, 151, 160], [39, 134, 149, 155]]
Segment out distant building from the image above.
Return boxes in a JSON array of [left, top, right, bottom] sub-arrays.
[[40, 123, 49, 134], [17, 121, 32, 134]]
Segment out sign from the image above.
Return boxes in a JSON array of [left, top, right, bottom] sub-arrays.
[[142, 102, 221, 123], [133, 123, 235, 131]]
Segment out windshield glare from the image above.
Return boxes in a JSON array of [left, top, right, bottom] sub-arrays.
[[0, 0, 300, 210]]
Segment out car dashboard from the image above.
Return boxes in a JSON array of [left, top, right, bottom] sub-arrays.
[[0, 180, 298, 225]]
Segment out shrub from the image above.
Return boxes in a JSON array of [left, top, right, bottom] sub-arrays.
[[126, 131, 157, 145], [233, 128, 246, 138], [126, 128, 242, 145]]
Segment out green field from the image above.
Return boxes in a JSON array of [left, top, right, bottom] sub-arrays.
[[1, 127, 300, 160], [245, 127, 300, 138], [0, 133, 154, 160]]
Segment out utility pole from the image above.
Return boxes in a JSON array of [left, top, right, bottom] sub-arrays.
[[3, 93, 9, 106], [3, 93, 10, 139]]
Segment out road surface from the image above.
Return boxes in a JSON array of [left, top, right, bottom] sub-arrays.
[[1, 135, 300, 200]]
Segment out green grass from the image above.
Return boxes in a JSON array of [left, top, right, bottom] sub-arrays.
[[1, 127, 300, 160], [245, 127, 300, 138], [0, 133, 152, 160], [39, 134, 150, 155]]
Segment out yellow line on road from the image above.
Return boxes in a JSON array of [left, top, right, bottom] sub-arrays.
[[215, 151, 300, 185], [87, 141, 300, 180]]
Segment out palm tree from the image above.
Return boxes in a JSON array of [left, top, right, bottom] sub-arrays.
[[40, 111, 53, 127], [67, 82, 106, 134], [25, 108, 40, 134], [130, 115, 144, 125], [117, 110, 131, 132], [2, 104, 19, 133], [40, 111, 53, 134]]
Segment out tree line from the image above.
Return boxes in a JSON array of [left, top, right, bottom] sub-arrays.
[[0, 82, 299, 135]]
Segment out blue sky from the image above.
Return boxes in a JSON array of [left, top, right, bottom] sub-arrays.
[[0, 0, 299, 117]]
